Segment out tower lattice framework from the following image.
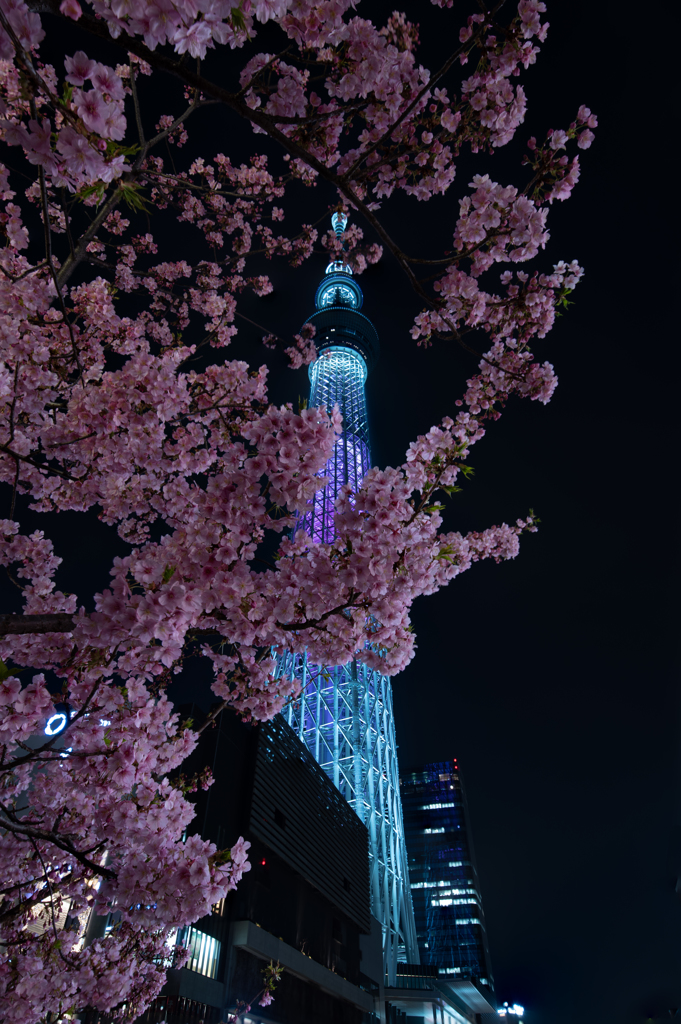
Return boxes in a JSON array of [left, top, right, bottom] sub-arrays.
[[275, 214, 419, 982]]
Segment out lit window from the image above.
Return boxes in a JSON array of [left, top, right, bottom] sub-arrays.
[[319, 283, 358, 307], [427, 888, 478, 899], [178, 927, 221, 979], [419, 802, 456, 811], [423, 828, 445, 834], [454, 918, 481, 926], [440, 967, 461, 974], [432, 898, 478, 907]]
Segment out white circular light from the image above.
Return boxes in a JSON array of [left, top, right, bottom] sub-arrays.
[[45, 712, 68, 736]]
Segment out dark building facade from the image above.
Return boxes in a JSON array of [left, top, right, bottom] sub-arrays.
[[123, 718, 489, 1024], [400, 760, 495, 998], [158, 706, 382, 1024]]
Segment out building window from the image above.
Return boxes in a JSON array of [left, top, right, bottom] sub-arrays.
[[431, 897, 478, 907], [179, 927, 221, 979], [423, 828, 445, 834]]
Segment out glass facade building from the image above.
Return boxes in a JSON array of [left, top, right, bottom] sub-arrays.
[[401, 760, 495, 994]]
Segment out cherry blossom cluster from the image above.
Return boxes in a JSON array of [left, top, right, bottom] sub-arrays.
[[320, 220, 382, 274], [0, 0, 557, 224], [523, 104, 598, 203], [0, 650, 253, 1021], [0, 11, 128, 190], [409, 103, 596, 418], [0, 0, 594, 1019], [87, 0, 290, 57]]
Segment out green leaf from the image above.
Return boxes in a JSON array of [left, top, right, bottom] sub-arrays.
[[162, 564, 177, 584], [106, 140, 139, 159], [460, 465, 475, 479], [0, 658, 11, 682], [440, 484, 462, 496], [434, 543, 456, 563], [229, 5, 247, 31], [78, 183, 106, 206], [119, 182, 150, 212]]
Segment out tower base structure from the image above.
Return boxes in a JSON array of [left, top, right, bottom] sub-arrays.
[[277, 651, 419, 982]]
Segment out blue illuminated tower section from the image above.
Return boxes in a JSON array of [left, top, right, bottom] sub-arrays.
[[276, 214, 419, 981]]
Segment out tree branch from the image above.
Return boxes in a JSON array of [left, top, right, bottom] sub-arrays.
[[0, 807, 116, 880], [0, 613, 76, 635]]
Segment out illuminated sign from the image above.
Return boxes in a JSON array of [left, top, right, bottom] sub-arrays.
[[44, 712, 67, 736]]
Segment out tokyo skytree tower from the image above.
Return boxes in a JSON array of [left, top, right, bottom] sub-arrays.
[[276, 213, 419, 981]]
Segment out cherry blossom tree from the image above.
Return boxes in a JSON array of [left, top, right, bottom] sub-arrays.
[[0, 0, 595, 1019]]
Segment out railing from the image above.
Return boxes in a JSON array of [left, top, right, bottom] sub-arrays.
[[390, 975, 437, 990]]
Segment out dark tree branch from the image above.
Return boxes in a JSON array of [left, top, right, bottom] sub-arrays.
[[0, 806, 116, 880], [0, 613, 76, 635]]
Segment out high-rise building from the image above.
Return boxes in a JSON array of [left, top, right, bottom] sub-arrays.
[[400, 759, 495, 996], [275, 214, 418, 982]]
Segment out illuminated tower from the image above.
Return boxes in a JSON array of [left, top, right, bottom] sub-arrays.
[[276, 213, 419, 982]]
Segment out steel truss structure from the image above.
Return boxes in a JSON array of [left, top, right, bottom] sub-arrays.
[[299, 345, 370, 544], [275, 218, 418, 982], [277, 652, 419, 981]]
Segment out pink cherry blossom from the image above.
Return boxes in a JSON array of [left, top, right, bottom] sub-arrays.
[[64, 49, 97, 85], [60, 0, 82, 19]]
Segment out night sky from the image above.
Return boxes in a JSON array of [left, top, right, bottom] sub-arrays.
[[3, 2, 678, 1022]]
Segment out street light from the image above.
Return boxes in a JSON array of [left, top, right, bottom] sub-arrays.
[[498, 1002, 525, 1018]]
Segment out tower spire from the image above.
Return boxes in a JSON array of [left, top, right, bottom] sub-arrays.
[[331, 210, 348, 238]]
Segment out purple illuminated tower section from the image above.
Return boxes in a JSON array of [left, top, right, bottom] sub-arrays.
[[276, 214, 419, 982]]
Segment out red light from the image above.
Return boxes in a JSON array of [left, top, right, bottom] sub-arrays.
[[261, 859, 267, 866]]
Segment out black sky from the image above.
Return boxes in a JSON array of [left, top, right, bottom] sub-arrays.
[[2, 2, 678, 1022]]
